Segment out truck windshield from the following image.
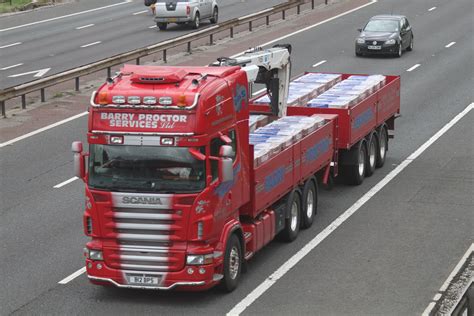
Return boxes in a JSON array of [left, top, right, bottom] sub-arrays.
[[88, 144, 206, 193]]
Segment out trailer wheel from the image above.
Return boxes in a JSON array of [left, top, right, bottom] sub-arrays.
[[301, 178, 317, 229], [346, 140, 367, 185], [365, 133, 377, 177], [376, 126, 388, 168], [221, 234, 242, 292], [281, 191, 301, 242]]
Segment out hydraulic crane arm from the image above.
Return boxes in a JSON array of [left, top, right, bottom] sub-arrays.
[[211, 44, 292, 117]]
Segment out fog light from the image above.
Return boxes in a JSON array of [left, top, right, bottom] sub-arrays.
[[199, 268, 206, 275], [88, 262, 93, 269], [187, 268, 194, 275], [96, 263, 103, 270]]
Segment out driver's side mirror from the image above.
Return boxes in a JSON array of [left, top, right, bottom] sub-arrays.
[[72, 141, 86, 180], [218, 145, 234, 183]]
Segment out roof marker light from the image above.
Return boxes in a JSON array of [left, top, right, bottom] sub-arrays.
[[112, 95, 126, 104], [127, 96, 141, 104], [159, 97, 173, 105]]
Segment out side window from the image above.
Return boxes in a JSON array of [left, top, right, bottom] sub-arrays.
[[404, 19, 410, 29]]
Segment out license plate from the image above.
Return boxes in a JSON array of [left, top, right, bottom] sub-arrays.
[[168, 18, 177, 22], [127, 274, 160, 285], [368, 45, 382, 50]]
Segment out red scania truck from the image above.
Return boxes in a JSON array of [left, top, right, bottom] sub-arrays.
[[72, 45, 400, 291]]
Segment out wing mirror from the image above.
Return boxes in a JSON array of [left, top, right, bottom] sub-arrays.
[[218, 145, 234, 183], [72, 141, 86, 180], [357, 28, 362, 32]]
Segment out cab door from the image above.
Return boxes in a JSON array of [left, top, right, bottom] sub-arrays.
[[200, 0, 212, 18]]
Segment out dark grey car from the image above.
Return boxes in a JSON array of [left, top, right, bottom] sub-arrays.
[[355, 15, 414, 57]]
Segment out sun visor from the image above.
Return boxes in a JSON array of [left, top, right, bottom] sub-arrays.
[[123, 65, 189, 84]]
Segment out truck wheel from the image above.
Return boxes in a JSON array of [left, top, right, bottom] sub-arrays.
[[365, 133, 377, 177], [191, 12, 200, 29], [346, 140, 367, 185], [281, 191, 301, 242], [376, 126, 388, 168], [157, 22, 167, 30], [210, 7, 218, 24], [301, 178, 317, 229], [221, 234, 242, 292]]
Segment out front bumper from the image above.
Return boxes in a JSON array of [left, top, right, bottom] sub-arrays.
[[355, 43, 399, 55], [86, 258, 221, 291]]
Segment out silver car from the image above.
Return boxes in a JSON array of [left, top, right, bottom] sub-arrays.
[[154, 0, 218, 30]]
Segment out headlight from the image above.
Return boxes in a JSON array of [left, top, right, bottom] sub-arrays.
[[85, 248, 103, 261], [186, 254, 213, 265], [385, 39, 396, 45], [356, 38, 365, 44]]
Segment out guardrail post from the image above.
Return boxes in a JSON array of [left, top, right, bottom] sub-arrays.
[[40, 88, 45, 102], [210, 34, 213, 45], [266, 16, 270, 25], [1, 101, 5, 118], [230, 27, 234, 38], [312, 0, 315, 9], [75, 77, 80, 91], [297, 5, 300, 15], [187, 42, 192, 53], [325, 0, 328, 4], [282, 10, 286, 20], [249, 21, 252, 32], [136, 58, 140, 65], [107, 67, 111, 78], [21, 95, 26, 109], [163, 50, 167, 63]]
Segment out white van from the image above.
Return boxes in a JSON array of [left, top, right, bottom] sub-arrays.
[[154, 0, 219, 30]]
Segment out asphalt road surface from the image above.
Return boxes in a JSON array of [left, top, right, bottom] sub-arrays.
[[0, 0, 287, 89], [0, 0, 473, 314]]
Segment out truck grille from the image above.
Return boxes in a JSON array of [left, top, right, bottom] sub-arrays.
[[104, 207, 186, 271]]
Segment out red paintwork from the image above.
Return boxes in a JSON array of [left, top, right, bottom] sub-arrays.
[[82, 66, 399, 291]]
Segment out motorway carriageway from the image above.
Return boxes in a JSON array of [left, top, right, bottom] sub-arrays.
[[0, 0, 472, 314]]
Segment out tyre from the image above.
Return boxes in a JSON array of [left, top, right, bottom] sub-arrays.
[[365, 133, 377, 177], [191, 12, 200, 29], [346, 140, 367, 185], [210, 7, 218, 24], [301, 178, 317, 229], [407, 36, 413, 51], [355, 50, 362, 57], [376, 126, 388, 168], [221, 234, 242, 292], [280, 191, 301, 242], [157, 22, 167, 31], [395, 43, 402, 58]]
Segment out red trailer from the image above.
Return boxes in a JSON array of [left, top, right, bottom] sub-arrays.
[[72, 46, 400, 292]]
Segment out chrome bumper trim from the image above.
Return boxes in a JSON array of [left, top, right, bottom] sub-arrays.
[[88, 276, 205, 290]]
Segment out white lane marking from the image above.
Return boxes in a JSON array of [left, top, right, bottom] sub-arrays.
[[228, 103, 474, 316], [54, 177, 79, 188], [0, 2, 131, 33], [80, 41, 101, 48], [4, 0, 377, 146], [231, 0, 378, 58], [149, 25, 157, 29], [58, 267, 86, 284], [8, 67, 51, 78], [1, 63, 23, 70], [0, 42, 22, 49], [252, 88, 266, 96], [76, 24, 95, 30], [445, 41, 456, 48], [312, 60, 327, 68], [428, 7, 437, 11], [422, 243, 474, 316], [407, 64, 421, 72], [0, 112, 88, 148], [133, 10, 148, 15]]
